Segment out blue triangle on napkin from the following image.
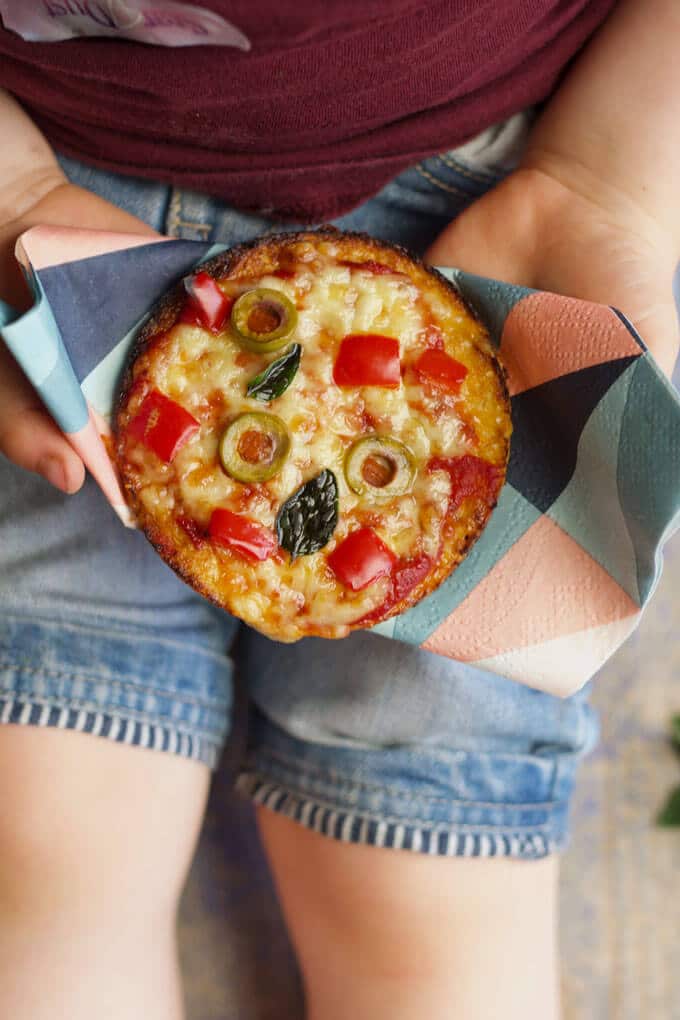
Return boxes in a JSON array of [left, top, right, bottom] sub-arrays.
[[507, 355, 638, 513], [39, 240, 213, 381]]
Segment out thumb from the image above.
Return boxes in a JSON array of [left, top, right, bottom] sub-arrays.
[[0, 342, 85, 493]]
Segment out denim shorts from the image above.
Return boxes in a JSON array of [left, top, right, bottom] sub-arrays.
[[0, 114, 598, 859]]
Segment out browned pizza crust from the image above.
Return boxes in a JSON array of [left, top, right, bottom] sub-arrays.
[[115, 229, 511, 641]]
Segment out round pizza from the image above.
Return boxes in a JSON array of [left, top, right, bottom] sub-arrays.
[[115, 230, 511, 641]]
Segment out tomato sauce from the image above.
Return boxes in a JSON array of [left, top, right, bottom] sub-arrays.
[[428, 455, 502, 513], [357, 552, 432, 626]]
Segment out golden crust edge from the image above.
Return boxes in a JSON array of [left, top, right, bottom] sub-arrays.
[[115, 228, 511, 641]]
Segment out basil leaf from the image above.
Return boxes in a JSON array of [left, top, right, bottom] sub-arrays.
[[246, 343, 301, 402], [276, 469, 338, 558], [657, 785, 680, 827]]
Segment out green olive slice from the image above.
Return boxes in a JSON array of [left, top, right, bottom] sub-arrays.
[[344, 435, 416, 502], [231, 288, 298, 352], [219, 412, 290, 483]]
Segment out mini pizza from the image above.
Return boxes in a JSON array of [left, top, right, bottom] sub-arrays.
[[115, 230, 512, 641]]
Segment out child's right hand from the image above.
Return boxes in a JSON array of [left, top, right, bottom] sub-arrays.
[[0, 91, 158, 493]]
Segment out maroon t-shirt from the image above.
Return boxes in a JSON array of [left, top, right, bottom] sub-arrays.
[[0, 1, 615, 220]]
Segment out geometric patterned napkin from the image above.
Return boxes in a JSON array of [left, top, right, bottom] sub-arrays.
[[2, 226, 679, 697]]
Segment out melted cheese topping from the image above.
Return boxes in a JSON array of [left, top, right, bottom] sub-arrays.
[[119, 245, 510, 641]]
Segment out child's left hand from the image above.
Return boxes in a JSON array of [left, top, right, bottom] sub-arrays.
[[425, 165, 679, 380]]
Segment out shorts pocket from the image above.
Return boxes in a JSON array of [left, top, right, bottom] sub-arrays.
[[404, 108, 537, 201], [408, 153, 504, 201]]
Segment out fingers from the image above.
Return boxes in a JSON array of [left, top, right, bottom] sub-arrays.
[[0, 342, 85, 493]]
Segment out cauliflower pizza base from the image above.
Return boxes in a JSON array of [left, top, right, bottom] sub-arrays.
[[115, 230, 511, 642]]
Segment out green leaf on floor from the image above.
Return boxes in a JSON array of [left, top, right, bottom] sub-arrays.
[[657, 785, 680, 827], [671, 714, 680, 750]]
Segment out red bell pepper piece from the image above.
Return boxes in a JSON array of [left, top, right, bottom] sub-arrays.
[[327, 527, 397, 591], [333, 334, 401, 388], [415, 348, 468, 392], [208, 508, 278, 562], [428, 454, 501, 512], [128, 390, 200, 463], [183, 271, 232, 332]]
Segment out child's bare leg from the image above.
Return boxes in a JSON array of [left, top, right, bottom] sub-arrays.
[[0, 726, 209, 1020], [240, 631, 595, 1019], [259, 809, 559, 1020]]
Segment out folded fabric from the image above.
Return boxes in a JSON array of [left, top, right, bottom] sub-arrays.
[[2, 225, 679, 697]]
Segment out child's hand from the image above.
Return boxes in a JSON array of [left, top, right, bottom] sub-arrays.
[[0, 177, 158, 494], [429, 0, 680, 382], [425, 165, 679, 379]]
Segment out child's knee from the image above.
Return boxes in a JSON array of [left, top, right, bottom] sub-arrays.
[[259, 810, 560, 1020], [0, 724, 208, 924]]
